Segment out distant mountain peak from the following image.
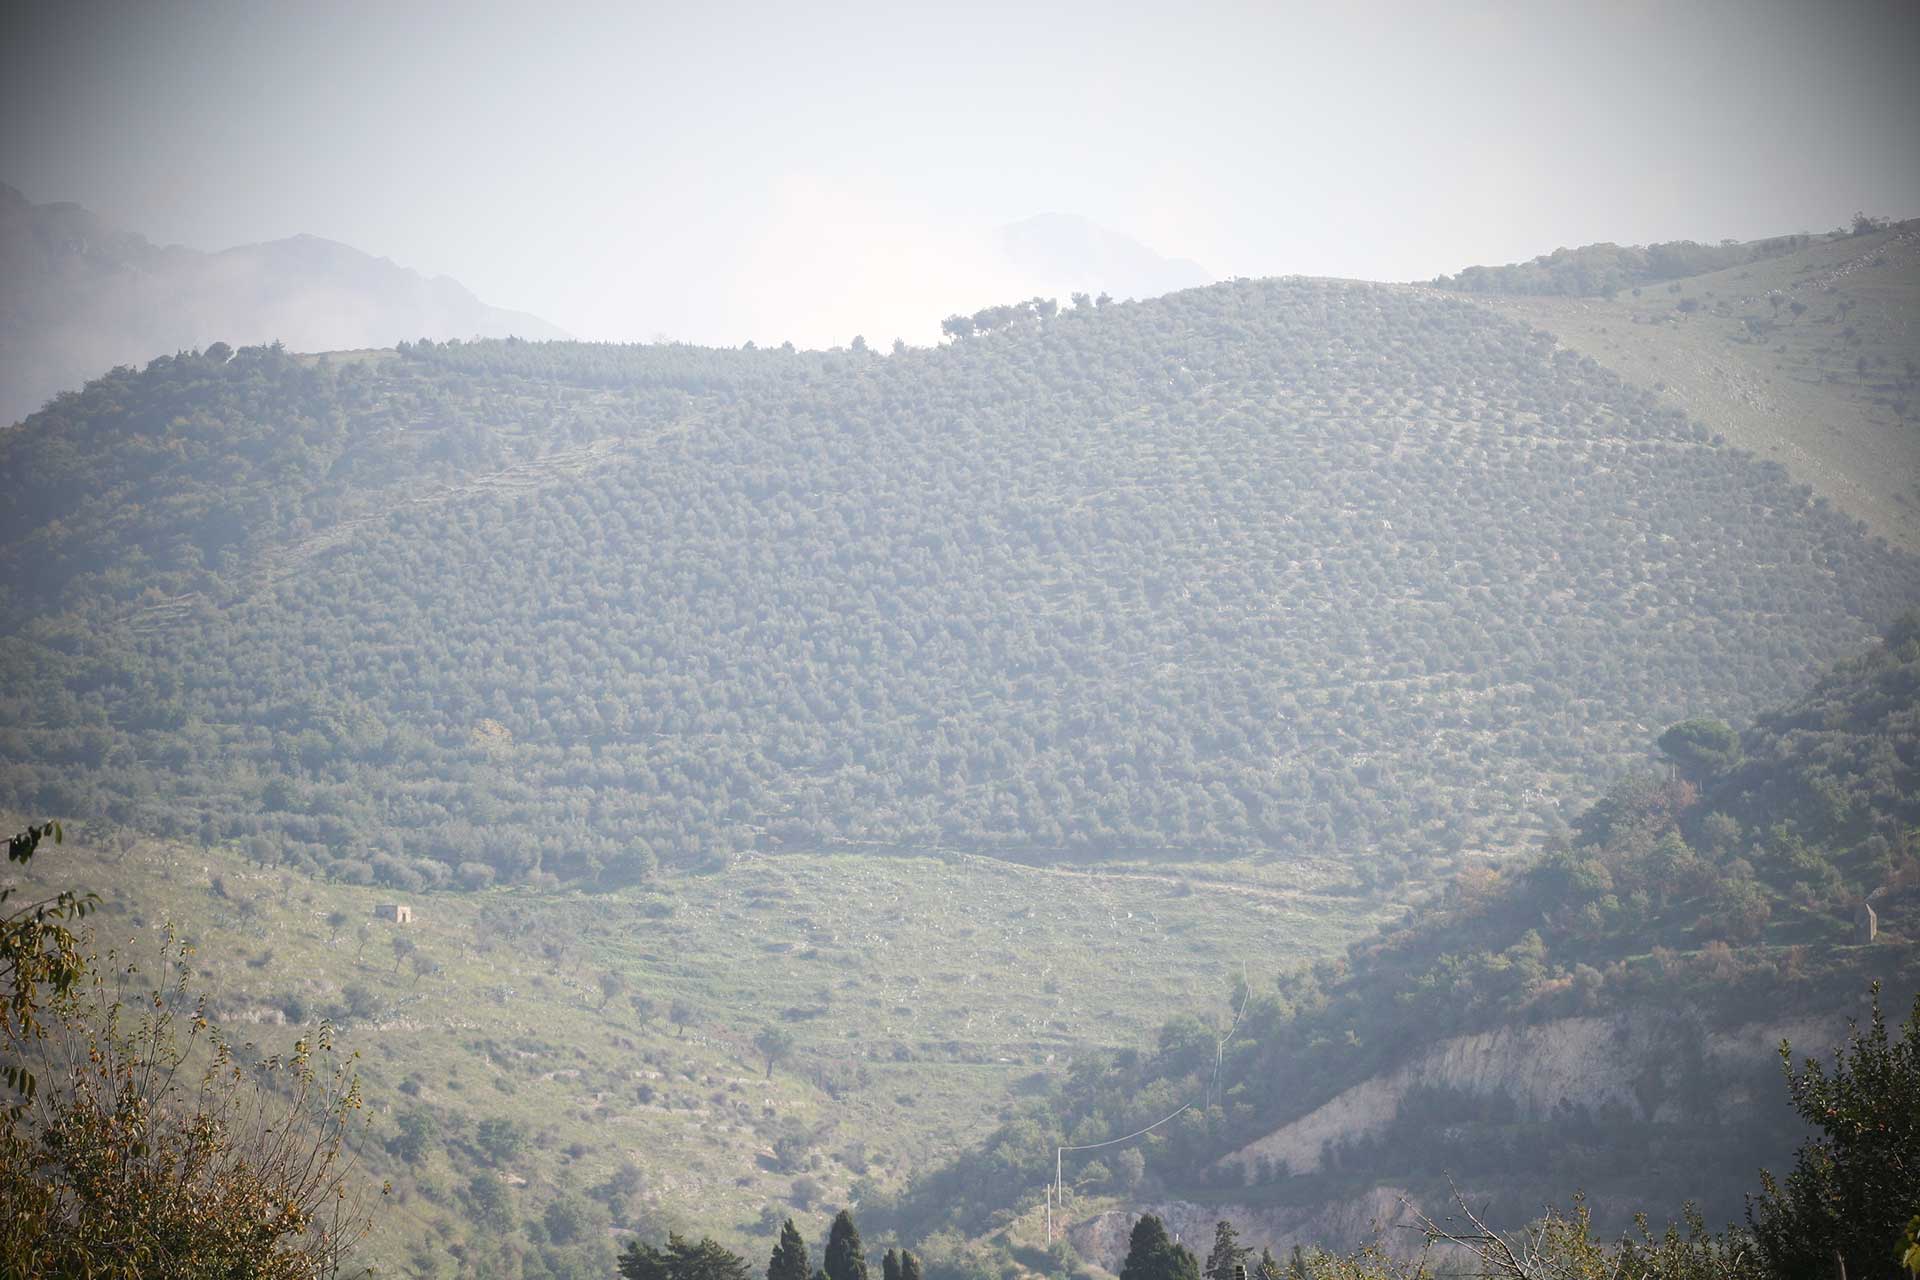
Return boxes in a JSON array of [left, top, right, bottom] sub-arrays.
[[0, 186, 568, 424], [990, 212, 1210, 299]]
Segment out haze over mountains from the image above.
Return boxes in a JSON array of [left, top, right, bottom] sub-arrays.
[[0, 184, 1220, 422], [991, 213, 1210, 301], [0, 182, 570, 424]]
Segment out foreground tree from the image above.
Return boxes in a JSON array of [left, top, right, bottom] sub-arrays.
[[1748, 983, 1920, 1279], [622, 1233, 754, 1280], [1121, 1215, 1201, 1280], [1205, 1219, 1252, 1280], [825, 1209, 869, 1280], [2, 821, 89, 1104], [1404, 1194, 1756, 1280], [768, 1218, 811, 1280]]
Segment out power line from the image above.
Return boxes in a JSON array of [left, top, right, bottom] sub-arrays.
[[1047, 1101, 1193, 1240], [1047, 978, 1252, 1241]]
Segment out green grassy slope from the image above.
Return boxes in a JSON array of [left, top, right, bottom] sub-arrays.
[[3, 280, 1915, 894], [3, 832, 1381, 1274], [1455, 221, 1920, 551]]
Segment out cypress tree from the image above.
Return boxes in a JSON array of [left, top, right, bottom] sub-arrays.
[[1120, 1215, 1171, 1280], [1202, 1220, 1249, 1280], [882, 1250, 901, 1280], [619, 1241, 671, 1280], [899, 1253, 923, 1280], [1119, 1215, 1199, 1280], [824, 1209, 868, 1280], [768, 1219, 811, 1280]]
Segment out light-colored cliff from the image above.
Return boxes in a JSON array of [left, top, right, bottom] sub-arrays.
[[1062, 1005, 1845, 1265], [1220, 1007, 1834, 1178]]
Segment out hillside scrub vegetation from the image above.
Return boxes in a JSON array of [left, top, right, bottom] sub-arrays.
[[1, 280, 1914, 894], [874, 614, 1920, 1247], [511, 978, 1920, 1280]]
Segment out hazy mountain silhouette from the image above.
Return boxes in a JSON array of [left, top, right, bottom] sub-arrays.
[[0, 183, 567, 423], [990, 212, 1211, 300]]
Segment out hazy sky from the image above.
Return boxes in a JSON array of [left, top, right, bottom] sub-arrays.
[[4, 0, 1917, 347]]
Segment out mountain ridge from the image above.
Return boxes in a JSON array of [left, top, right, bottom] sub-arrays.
[[0, 182, 567, 424]]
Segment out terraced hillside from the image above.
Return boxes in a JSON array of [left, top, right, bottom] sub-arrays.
[[2, 279, 1915, 891]]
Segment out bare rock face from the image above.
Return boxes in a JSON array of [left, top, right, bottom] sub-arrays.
[[1219, 1007, 1836, 1180], [1061, 1005, 1850, 1264]]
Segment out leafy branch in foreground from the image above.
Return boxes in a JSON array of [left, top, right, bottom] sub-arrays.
[[1748, 982, 1920, 1279], [1, 820, 381, 1278], [2, 819, 96, 1105], [0, 930, 379, 1278]]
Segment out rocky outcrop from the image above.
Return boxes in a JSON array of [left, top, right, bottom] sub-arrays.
[[1219, 1007, 1835, 1179], [1055, 1005, 1856, 1263]]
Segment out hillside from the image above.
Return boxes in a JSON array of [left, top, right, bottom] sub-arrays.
[[0, 821, 1380, 1276], [2, 279, 1916, 895], [1431, 229, 1826, 298], [0, 183, 567, 424], [1440, 220, 1920, 552], [884, 615, 1920, 1259]]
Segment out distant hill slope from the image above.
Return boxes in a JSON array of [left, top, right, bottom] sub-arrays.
[[883, 614, 1920, 1257], [1435, 220, 1920, 553], [0, 281, 1914, 892], [0, 182, 567, 424], [1431, 229, 1825, 297]]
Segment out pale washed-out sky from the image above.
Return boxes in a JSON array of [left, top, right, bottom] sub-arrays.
[[3, 0, 1916, 348]]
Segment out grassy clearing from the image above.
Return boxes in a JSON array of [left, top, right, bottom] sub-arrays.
[[5, 820, 1384, 1269]]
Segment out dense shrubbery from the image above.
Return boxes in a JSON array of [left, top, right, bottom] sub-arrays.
[[1, 282, 1914, 890]]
